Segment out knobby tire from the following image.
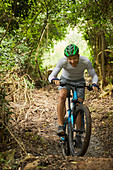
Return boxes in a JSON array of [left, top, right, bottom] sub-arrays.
[[60, 117, 70, 156], [69, 104, 91, 156]]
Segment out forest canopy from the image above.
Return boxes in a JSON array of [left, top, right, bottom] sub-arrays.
[[0, 0, 113, 86]]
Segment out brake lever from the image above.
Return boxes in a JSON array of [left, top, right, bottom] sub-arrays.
[[87, 85, 93, 91]]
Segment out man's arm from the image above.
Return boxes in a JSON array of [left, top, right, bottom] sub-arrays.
[[48, 59, 63, 83], [87, 60, 99, 91], [87, 60, 98, 84]]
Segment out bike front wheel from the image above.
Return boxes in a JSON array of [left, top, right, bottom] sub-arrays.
[[60, 117, 70, 156], [69, 104, 91, 156]]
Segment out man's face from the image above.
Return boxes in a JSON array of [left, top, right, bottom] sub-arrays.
[[67, 55, 79, 67]]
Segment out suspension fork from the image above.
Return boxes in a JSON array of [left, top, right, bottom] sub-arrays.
[[71, 89, 78, 126], [67, 95, 71, 126]]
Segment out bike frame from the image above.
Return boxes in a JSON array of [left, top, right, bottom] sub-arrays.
[[60, 84, 92, 140], [61, 88, 79, 141], [60, 83, 95, 156], [68, 89, 77, 126]]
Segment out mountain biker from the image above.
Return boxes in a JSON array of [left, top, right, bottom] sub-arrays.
[[48, 44, 99, 136]]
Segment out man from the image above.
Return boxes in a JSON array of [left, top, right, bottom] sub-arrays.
[[48, 44, 99, 135]]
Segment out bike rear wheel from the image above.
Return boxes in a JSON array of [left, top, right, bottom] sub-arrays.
[[69, 104, 91, 156], [60, 117, 70, 156]]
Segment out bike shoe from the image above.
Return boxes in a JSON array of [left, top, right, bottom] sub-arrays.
[[57, 125, 65, 136], [75, 135, 82, 148]]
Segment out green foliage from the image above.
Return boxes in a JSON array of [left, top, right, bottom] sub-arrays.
[[0, 0, 71, 81], [0, 0, 113, 84], [0, 35, 16, 73]]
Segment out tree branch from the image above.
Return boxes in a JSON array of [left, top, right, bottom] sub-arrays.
[[0, 17, 13, 44]]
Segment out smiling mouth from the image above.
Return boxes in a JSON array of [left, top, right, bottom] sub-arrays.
[[71, 63, 77, 67], [71, 62, 78, 65]]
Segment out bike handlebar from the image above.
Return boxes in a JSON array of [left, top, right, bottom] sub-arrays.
[[51, 78, 99, 91], [60, 82, 93, 91]]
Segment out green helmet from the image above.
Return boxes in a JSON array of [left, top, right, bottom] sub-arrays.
[[64, 44, 79, 57]]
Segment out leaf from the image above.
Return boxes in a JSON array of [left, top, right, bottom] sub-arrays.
[[71, 162, 78, 164]]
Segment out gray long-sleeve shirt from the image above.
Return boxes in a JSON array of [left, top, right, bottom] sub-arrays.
[[48, 56, 98, 84]]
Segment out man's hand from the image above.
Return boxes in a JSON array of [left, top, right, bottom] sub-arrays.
[[51, 78, 60, 86], [92, 86, 98, 92], [53, 80, 60, 86], [92, 84, 99, 92]]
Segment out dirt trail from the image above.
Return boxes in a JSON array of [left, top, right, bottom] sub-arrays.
[[17, 85, 113, 169]]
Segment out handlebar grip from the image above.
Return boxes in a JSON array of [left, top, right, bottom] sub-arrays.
[[60, 82, 66, 86], [51, 78, 59, 84], [87, 85, 93, 91], [92, 84, 100, 90]]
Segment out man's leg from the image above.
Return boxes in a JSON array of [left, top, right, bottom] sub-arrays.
[[57, 88, 68, 126]]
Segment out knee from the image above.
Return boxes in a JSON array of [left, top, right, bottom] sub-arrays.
[[78, 98, 83, 103], [59, 90, 67, 102], [60, 93, 66, 101]]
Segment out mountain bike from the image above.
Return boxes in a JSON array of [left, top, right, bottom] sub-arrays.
[[59, 82, 93, 156]]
